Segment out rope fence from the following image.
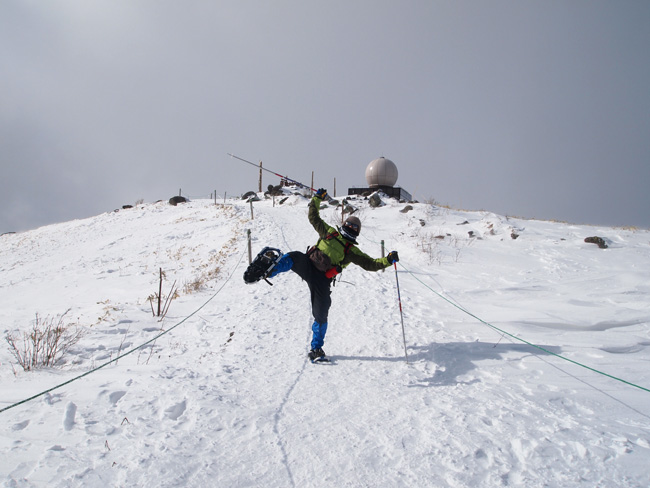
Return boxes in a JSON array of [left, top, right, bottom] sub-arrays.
[[0, 245, 249, 414], [396, 261, 650, 394], [3, 217, 649, 417], [356, 230, 650, 394]]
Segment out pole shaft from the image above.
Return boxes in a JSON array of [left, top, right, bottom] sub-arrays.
[[158, 268, 163, 317], [247, 229, 252, 264], [228, 153, 317, 192], [394, 262, 409, 363]]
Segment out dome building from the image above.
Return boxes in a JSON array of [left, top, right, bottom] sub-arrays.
[[366, 157, 399, 187], [348, 157, 412, 201]]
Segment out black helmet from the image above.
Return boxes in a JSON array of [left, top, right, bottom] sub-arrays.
[[342, 216, 361, 239]]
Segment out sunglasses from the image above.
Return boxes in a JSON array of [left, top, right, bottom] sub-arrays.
[[345, 222, 360, 232]]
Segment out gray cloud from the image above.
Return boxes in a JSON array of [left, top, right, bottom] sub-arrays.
[[2, 0, 649, 233]]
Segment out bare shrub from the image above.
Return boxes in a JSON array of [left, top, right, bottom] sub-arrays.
[[5, 310, 84, 371], [182, 277, 204, 294], [423, 196, 439, 206]]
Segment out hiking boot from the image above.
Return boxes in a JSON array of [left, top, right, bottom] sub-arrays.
[[308, 348, 326, 361]]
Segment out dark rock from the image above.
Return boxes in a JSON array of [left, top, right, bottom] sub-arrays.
[[266, 184, 284, 196], [369, 193, 383, 208], [585, 236, 608, 249], [169, 196, 187, 206], [241, 191, 257, 200], [400, 205, 414, 214]]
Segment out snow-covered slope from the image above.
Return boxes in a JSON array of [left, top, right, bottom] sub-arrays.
[[1, 194, 649, 487]]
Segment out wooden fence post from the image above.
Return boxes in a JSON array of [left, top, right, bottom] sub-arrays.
[[247, 229, 252, 264], [158, 268, 163, 316]]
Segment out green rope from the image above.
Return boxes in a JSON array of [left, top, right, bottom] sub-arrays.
[[398, 262, 650, 394], [360, 225, 649, 392], [0, 246, 248, 414]]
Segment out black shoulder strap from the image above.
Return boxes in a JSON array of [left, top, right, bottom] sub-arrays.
[[322, 231, 353, 257], [334, 236, 353, 256]]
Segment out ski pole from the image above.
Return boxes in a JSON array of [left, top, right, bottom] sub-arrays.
[[228, 153, 317, 193], [394, 262, 409, 364]]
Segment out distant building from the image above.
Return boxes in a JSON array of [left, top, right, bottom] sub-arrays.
[[348, 157, 412, 201]]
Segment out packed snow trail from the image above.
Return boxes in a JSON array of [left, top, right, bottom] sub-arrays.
[[1, 195, 649, 487]]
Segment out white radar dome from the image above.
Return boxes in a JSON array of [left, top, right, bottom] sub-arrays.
[[365, 157, 398, 187]]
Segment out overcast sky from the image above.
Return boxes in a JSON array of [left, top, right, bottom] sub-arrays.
[[2, 1, 649, 233]]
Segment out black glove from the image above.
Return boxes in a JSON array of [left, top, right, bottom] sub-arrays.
[[387, 251, 399, 264], [314, 188, 328, 200]]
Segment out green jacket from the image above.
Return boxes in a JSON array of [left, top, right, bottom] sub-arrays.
[[308, 197, 390, 272]]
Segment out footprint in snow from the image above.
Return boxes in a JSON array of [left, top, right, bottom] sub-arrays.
[[164, 400, 187, 421], [63, 402, 77, 431], [109, 391, 126, 405], [12, 420, 30, 431]]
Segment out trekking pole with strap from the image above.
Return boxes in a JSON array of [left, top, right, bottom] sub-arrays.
[[394, 262, 409, 364], [228, 153, 334, 202]]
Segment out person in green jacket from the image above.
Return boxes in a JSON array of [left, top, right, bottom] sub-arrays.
[[268, 188, 399, 362]]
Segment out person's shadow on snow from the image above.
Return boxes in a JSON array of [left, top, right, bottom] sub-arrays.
[[333, 341, 561, 387], [407, 341, 562, 387]]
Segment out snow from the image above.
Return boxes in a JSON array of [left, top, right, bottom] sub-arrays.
[[1, 192, 649, 487]]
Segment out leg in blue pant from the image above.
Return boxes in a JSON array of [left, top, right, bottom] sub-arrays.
[[310, 321, 328, 350], [268, 253, 294, 277], [270, 251, 333, 355]]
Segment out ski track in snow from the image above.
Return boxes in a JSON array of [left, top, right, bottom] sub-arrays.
[[1, 195, 650, 487]]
